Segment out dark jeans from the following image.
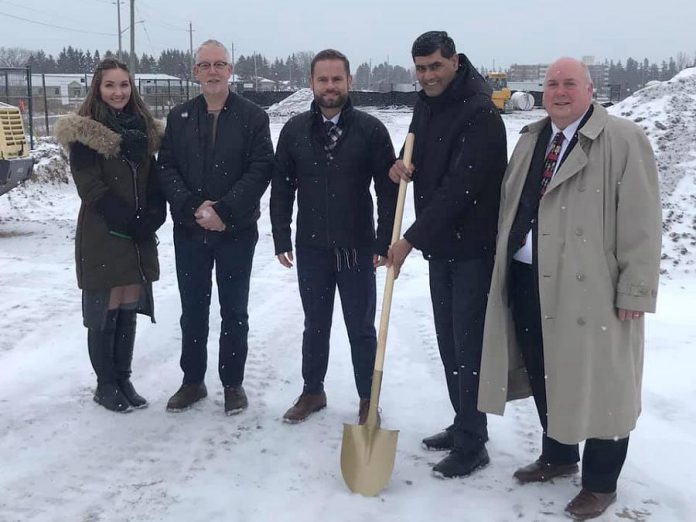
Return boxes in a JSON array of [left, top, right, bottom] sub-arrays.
[[173, 225, 258, 388], [429, 255, 493, 453], [296, 246, 377, 399], [510, 260, 628, 493]]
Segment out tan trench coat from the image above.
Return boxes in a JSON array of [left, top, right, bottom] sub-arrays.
[[478, 102, 662, 444]]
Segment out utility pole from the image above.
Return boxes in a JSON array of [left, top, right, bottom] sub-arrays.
[[253, 52, 258, 92], [230, 42, 235, 88], [129, 0, 135, 73], [189, 21, 194, 71], [115, 1, 122, 60]]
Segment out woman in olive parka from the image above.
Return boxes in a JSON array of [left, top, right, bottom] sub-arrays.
[[55, 58, 165, 413]]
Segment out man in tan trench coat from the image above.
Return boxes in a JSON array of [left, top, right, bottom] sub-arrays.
[[478, 57, 661, 520]]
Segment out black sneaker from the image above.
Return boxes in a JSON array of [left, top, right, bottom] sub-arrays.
[[166, 383, 208, 412], [432, 447, 490, 478], [422, 427, 454, 451]]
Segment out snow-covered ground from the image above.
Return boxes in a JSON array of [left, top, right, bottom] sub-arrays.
[[1, 93, 695, 522]]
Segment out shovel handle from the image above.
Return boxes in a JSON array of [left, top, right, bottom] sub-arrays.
[[367, 133, 414, 425]]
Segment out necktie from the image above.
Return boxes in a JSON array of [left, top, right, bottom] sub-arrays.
[[538, 131, 565, 198], [323, 120, 342, 160], [519, 131, 566, 248]]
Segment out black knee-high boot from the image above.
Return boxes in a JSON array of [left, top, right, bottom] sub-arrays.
[[88, 309, 132, 413], [113, 308, 148, 408]]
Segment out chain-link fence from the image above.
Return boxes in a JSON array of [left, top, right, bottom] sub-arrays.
[[1, 67, 203, 145], [0, 67, 33, 148]]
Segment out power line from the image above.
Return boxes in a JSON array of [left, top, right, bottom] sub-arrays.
[[1, 0, 111, 29], [134, 4, 154, 54], [0, 10, 116, 36], [138, 18, 188, 32], [137, 0, 189, 28]]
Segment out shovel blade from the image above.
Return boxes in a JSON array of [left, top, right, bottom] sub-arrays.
[[340, 422, 399, 496]]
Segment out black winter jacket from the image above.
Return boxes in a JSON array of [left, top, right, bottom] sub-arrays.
[[403, 54, 507, 260], [270, 100, 397, 256], [157, 91, 274, 236]]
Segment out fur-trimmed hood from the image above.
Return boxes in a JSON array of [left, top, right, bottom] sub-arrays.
[[54, 113, 164, 158]]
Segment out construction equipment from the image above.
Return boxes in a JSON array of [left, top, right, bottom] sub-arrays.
[[340, 133, 414, 497], [0, 102, 34, 196], [486, 72, 513, 113]]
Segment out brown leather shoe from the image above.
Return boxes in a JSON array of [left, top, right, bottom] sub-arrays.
[[564, 489, 617, 520], [224, 385, 248, 415], [166, 383, 207, 412], [513, 458, 579, 483], [282, 391, 327, 423]]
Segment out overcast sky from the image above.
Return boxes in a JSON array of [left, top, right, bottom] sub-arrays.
[[1, 0, 694, 70]]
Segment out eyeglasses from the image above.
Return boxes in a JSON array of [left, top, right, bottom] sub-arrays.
[[196, 61, 229, 71]]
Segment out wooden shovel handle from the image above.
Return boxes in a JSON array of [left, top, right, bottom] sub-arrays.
[[367, 133, 414, 424]]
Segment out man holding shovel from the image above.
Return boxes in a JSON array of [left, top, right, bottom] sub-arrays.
[[388, 31, 507, 478], [270, 49, 398, 424]]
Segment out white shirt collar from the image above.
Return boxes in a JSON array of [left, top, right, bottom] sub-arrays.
[[550, 107, 589, 142], [322, 112, 341, 125]]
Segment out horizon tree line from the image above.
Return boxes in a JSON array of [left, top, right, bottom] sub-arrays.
[[1, 45, 693, 96]]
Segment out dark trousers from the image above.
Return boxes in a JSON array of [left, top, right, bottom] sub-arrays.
[[429, 255, 493, 452], [173, 226, 258, 388], [510, 260, 629, 493], [296, 246, 377, 399]]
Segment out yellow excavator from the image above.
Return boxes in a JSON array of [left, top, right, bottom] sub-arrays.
[[485, 72, 512, 113], [0, 102, 34, 196]]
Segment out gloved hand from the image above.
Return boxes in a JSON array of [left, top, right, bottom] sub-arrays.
[[128, 208, 157, 241], [93, 191, 133, 236]]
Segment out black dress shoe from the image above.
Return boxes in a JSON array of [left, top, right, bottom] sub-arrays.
[[513, 458, 579, 483], [432, 447, 490, 478]]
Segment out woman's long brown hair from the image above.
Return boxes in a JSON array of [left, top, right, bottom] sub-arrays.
[[78, 58, 159, 154]]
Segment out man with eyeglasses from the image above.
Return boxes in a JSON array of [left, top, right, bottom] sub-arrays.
[[387, 31, 507, 478], [158, 39, 274, 415]]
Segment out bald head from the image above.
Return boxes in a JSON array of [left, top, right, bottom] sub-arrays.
[[543, 57, 594, 129]]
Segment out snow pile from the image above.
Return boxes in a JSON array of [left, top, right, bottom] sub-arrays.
[[30, 136, 70, 185], [267, 88, 314, 117], [0, 136, 75, 225], [609, 68, 696, 275]]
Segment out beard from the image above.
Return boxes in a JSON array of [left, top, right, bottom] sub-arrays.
[[314, 91, 348, 110]]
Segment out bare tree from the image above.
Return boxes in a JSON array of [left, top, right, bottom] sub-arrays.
[[0, 47, 34, 67], [295, 51, 315, 84], [675, 51, 690, 71]]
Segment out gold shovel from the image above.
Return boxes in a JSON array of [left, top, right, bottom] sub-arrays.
[[340, 132, 414, 496]]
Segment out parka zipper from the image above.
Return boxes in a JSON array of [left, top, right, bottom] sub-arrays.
[[126, 158, 148, 283]]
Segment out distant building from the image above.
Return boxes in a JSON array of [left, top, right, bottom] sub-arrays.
[[508, 64, 548, 82], [507, 59, 609, 99], [28, 73, 199, 105]]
